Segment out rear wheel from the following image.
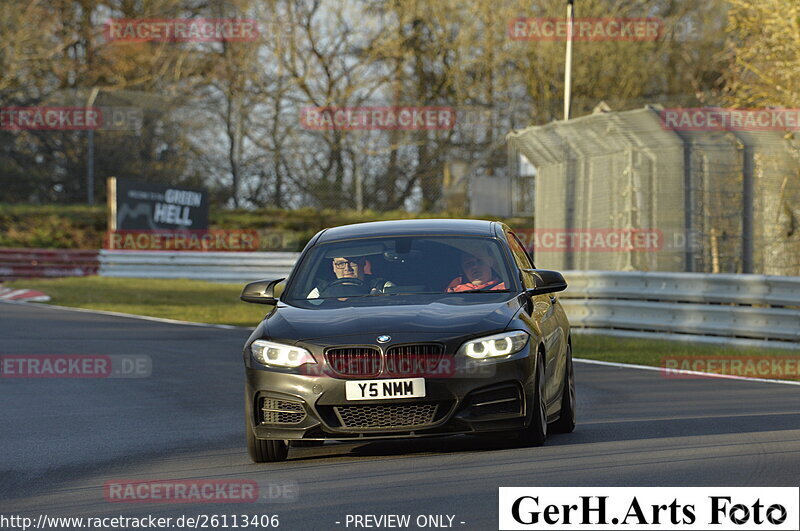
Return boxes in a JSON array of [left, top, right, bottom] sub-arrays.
[[550, 343, 576, 434], [519, 353, 547, 447]]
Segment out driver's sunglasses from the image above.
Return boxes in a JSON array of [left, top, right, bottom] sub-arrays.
[[333, 259, 363, 270]]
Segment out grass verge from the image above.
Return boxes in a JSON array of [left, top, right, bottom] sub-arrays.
[[5, 276, 269, 328], [573, 334, 799, 381]]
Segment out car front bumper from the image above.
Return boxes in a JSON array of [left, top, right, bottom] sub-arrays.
[[245, 344, 536, 441]]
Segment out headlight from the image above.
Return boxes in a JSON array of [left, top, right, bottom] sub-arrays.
[[250, 339, 316, 368], [457, 331, 529, 359]]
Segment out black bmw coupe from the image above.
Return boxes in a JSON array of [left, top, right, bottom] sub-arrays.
[[241, 219, 574, 462]]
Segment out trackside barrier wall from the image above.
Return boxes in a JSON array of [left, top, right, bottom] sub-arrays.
[[561, 270, 800, 348], [0, 248, 99, 281], [98, 250, 299, 283]]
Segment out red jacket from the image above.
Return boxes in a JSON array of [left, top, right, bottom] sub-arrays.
[[446, 277, 506, 292]]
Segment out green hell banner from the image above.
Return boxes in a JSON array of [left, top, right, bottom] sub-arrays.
[[107, 177, 209, 231]]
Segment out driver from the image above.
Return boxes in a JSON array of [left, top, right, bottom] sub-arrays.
[[446, 249, 506, 292], [308, 256, 394, 298]]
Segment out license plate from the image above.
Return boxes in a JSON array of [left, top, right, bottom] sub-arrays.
[[345, 378, 426, 401]]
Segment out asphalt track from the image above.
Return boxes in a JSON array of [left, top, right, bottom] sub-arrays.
[[1, 301, 799, 530]]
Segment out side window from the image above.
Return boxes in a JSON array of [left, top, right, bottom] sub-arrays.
[[507, 231, 537, 288]]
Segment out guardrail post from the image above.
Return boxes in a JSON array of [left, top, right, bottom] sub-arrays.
[[682, 139, 694, 273], [742, 144, 754, 274]]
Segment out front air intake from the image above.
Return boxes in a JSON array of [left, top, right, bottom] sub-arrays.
[[333, 403, 439, 429], [260, 397, 306, 425]]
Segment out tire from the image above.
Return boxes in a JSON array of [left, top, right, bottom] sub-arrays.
[[519, 353, 547, 447], [245, 395, 288, 463], [550, 343, 576, 434]]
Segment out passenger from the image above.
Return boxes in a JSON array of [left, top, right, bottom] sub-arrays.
[[308, 256, 393, 298], [446, 250, 506, 292]]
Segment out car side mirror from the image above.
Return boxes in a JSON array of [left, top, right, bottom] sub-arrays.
[[240, 278, 285, 305], [523, 269, 567, 296]]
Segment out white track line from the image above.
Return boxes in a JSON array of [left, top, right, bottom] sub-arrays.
[[0, 299, 249, 330], [575, 357, 800, 387]]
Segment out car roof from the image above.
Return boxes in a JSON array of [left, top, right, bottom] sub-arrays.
[[316, 219, 501, 243]]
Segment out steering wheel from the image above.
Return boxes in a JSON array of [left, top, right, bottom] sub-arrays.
[[320, 277, 371, 297]]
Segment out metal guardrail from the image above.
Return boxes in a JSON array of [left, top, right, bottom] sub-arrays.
[[98, 250, 298, 283], [561, 271, 800, 348], [0, 248, 99, 281], [96, 253, 800, 348]]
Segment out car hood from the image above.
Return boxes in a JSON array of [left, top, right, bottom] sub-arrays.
[[264, 293, 522, 341]]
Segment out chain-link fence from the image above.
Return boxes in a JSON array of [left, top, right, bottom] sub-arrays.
[[507, 105, 800, 275]]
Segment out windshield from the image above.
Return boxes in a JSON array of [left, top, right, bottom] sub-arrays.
[[284, 236, 516, 301]]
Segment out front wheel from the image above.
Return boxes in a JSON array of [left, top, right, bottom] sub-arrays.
[[519, 354, 547, 447], [246, 422, 288, 462], [245, 398, 288, 462]]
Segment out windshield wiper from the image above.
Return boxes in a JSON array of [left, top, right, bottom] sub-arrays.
[[311, 291, 441, 299], [373, 291, 442, 296], [455, 289, 513, 294]]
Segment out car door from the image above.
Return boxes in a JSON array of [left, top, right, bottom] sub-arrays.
[[506, 230, 565, 408]]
